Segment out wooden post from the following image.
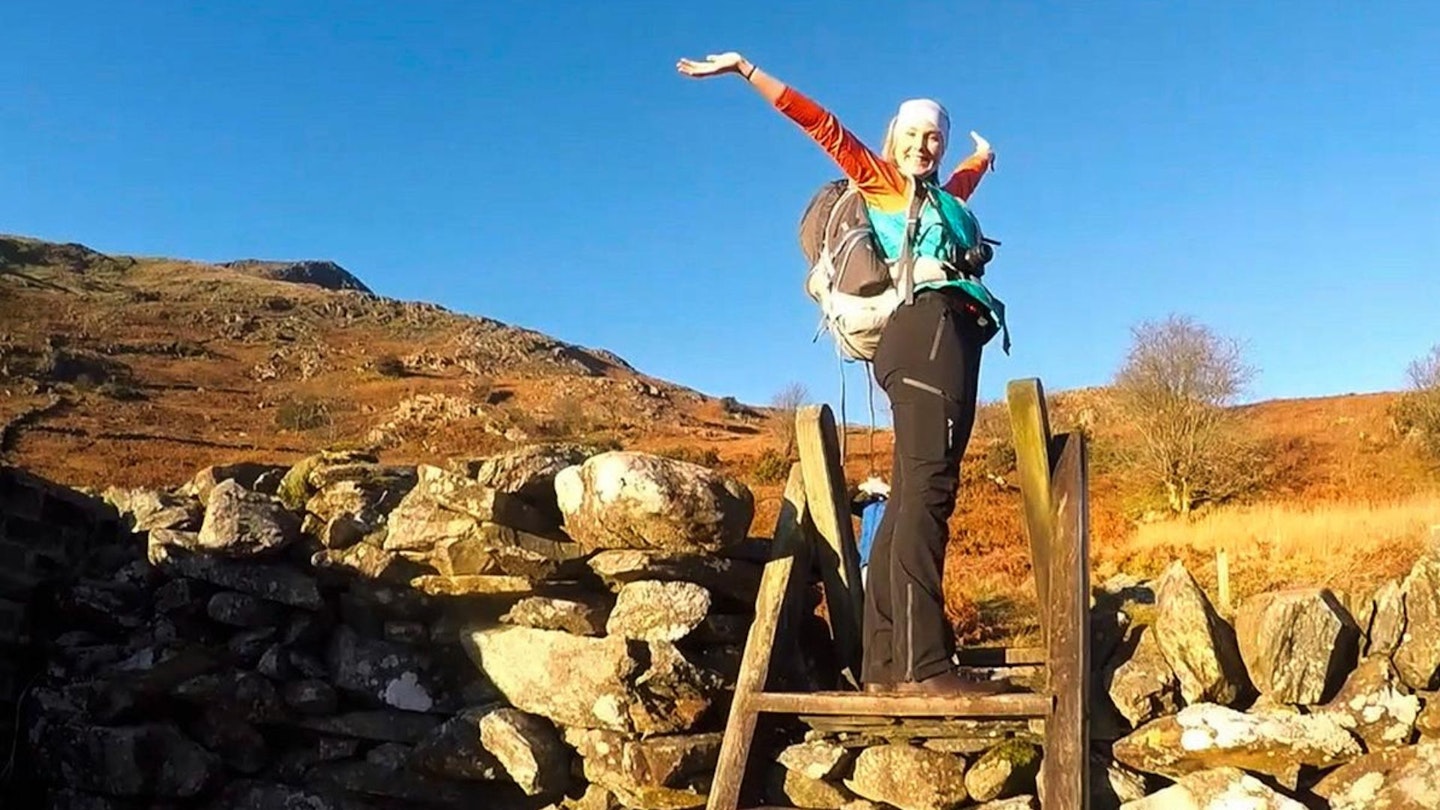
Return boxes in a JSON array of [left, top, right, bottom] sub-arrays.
[[1008, 378, 1056, 647], [1216, 549, 1232, 616], [707, 464, 811, 810], [796, 404, 865, 686], [1042, 432, 1091, 809]]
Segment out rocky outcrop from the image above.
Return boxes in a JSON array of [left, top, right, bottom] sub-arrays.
[[1113, 703, 1362, 779], [1235, 587, 1359, 705], [554, 451, 754, 553], [844, 745, 969, 810], [1152, 562, 1250, 705]]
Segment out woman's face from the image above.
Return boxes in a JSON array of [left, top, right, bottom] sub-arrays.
[[892, 122, 945, 177]]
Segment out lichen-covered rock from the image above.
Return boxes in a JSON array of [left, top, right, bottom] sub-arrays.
[[474, 708, 569, 796], [103, 486, 202, 533], [606, 580, 711, 642], [844, 745, 968, 810], [311, 542, 402, 581], [275, 449, 387, 511], [1365, 579, 1407, 657], [1315, 739, 1440, 809], [408, 708, 506, 780], [555, 451, 754, 553], [282, 679, 338, 715], [587, 549, 762, 606], [1119, 766, 1307, 809], [766, 766, 856, 809], [1107, 625, 1181, 727], [1235, 587, 1360, 704], [196, 479, 300, 556], [1418, 692, 1440, 739], [502, 594, 613, 636], [206, 591, 284, 628], [327, 627, 446, 713], [172, 670, 285, 724], [964, 741, 1041, 803], [1091, 753, 1149, 810], [429, 534, 568, 579], [1394, 556, 1440, 691], [564, 728, 722, 791], [1152, 562, 1250, 705], [1318, 656, 1421, 750], [974, 799, 1038, 810], [186, 463, 287, 503], [384, 464, 557, 553], [33, 722, 219, 798], [409, 574, 534, 597], [1113, 702, 1362, 780], [461, 625, 718, 734], [455, 442, 596, 518], [150, 538, 325, 609], [777, 740, 853, 781]]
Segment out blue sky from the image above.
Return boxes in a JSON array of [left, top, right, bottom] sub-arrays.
[[6, 1, 1438, 414]]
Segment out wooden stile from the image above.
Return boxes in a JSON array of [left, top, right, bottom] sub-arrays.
[[707, 386, 1091, 810]]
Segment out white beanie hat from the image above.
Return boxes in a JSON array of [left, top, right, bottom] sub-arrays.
[[893, 98, 950, 141]]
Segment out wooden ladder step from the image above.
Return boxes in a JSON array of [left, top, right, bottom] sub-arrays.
[[954, 646, 1047, 666], [750, 691, 1052, 719]]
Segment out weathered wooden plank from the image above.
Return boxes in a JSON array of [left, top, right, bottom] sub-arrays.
[[796, 715, 1038, 739], [751, 691, 1051, 719], [953, 646, 1047, 667], [796, 404, 865, 686], [1042, 432, 1091, 810], [706, 464, 810, 810], [1007, 378, 1056, 648]]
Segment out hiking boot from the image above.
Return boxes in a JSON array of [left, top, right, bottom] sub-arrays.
[[892, 671, 1015, 697]]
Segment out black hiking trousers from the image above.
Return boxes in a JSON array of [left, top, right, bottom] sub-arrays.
[[862, 288, 983, 685]]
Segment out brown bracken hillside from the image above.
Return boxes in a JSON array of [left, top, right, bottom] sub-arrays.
[[4, 234, 1437, 641]]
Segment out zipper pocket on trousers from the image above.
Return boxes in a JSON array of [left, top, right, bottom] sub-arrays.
[[906, 583, 915, 682], [900, 376, 952, 401], [928, 310, 947, 362]]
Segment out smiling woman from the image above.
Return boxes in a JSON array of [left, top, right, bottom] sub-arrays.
[[677, 51, 1008, 697]]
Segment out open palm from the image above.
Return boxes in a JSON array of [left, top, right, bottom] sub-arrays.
[[676, 52, 744, 79]]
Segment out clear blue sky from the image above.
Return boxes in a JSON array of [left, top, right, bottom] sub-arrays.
[[6, 1, 1438, 414]]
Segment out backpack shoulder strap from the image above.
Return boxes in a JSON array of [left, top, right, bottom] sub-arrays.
[[896, 179, 926, 306]]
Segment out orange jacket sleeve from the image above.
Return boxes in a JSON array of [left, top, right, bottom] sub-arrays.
[[773, 87, 909, 212], [942, 150, 993, 201]]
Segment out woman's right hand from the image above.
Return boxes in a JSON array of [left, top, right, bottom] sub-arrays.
[[676, 52, 747, 79]]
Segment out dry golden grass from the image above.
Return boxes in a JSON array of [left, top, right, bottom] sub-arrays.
[[1098, 494, 1440, 611]]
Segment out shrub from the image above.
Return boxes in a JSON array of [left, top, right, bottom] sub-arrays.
[[374, 354, 409, 378], [1392, 344, 1440, 463], [654, 446, 721, 468], [275, 397, 330, 431], [467, 375, 496, 404], [97, 380, 146, 401], [750, 448, 791, 484]]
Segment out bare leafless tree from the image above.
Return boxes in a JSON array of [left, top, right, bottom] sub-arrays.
[[769, 382, 810, 458], [1393, 344, 1440, 461], [1113, 315, 1257, 517]]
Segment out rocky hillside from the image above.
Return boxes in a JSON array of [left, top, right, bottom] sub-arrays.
[[0, 235, 767, 491]]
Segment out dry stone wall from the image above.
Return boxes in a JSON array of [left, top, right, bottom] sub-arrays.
[[2, 447, 769, 809], [1092, 555, 1440, 809], [6, 447, 1440, 809]]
